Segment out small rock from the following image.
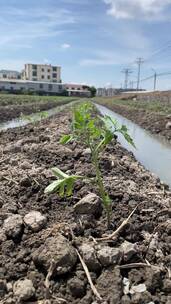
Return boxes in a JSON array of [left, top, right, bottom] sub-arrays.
[[0, 279, 7, 297], [97, 246, 121, 266], [121, 295, 131, 304], [96, 268, 122, 303], [20, 177, 32, 187], [123, 277, 130, 295], [3, 214, 23, 238], [166, 296, 171, 304], [0, 229, 7, 243], [2, 202, 18, 214], [166, 121, 171, 130], [165, 220, 171, 234], [120, 241, 138, 261], [82, 148, 91, 156], [145, 267, 162, 292], [130, 283, 147, 294], [20, 161, 32, 170], [24, 211, 47, 232], [74, 193, 102, 217], [79, 243, 101, 271], [131, 291, 152, 304], [6, 282, 13, 292], [13, 279, 35, 301], [163, 279, 171, 292], [33, 234, 77, 275], [68, 277, 86, 298]]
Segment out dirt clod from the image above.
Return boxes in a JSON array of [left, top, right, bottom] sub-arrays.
[[74, 193, 102, 217], [3, 214, 23, 239], [32, 234, 77, 275], [13, 278, 35, 301], [24, 211, 47, 232]]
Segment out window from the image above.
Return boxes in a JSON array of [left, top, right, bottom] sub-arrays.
[[53, 73, 57, 78], [32, 65, 37, 69], [32, 78, 37, 81], [32, 71, 37, 77], [3, 74, 7, 78], [10, 82, 16, 84], [53, 66, 57, 71], [48, 69, 51, 73], [42, 68, 44, 72], [48, 84, 53, 90], [39, 84, 44, 89], [41, 75, 44, 79], [47, 75, 50, 79], [72, 87, 75, 90], [59, 85, 62, 90]]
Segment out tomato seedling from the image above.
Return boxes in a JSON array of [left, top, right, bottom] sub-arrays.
[[45, 102, 135, 228]]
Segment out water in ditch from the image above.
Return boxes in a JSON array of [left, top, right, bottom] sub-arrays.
[[95, 103, 171, 188], [0, 101, 78, 131]]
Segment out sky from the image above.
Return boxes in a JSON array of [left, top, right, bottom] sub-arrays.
[[1, 0, 171, 90]]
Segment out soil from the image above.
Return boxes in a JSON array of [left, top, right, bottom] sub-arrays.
[[0, 109, 171, 303], [0, 100, 72, 123], [96, 102, 171, 142]]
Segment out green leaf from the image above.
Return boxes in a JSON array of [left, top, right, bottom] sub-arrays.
[[60, 134, 73, 144], [44, 180, 62, 194], [51, 167, 68, 179], [119, 128, 136, 148], [45, 167, 85, 197], [66, 177, 74, 196]]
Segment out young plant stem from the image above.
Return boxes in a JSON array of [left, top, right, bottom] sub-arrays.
[[91, 149, 111, 228]]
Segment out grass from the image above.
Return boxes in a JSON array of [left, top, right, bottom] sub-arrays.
[[0, 94, 77, 106], [94, 97, 171, 115]]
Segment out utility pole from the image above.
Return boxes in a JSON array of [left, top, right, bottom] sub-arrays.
[[151, 69, 157, 91], [122, 68, 132, 90], [129, 81, 134, 90], [136, 58, 144, 91]]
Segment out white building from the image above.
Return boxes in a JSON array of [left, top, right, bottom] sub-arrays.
[[0, 79, 65, 95], [23, 64, 61, 83], [0, 70, 21, 80], [66, 83, 91, 97]]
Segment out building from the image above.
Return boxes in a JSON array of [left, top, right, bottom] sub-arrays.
[[0, 79, 66, 95], [96, 87, 121, 97], [0, 70, 21, 80], [66, 83, 91, 97], [23, 64, 61, 83]]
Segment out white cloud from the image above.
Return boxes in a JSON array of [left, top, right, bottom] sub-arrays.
[[0, 7, 75, 49], [79, 50, 136, 67], [103, 0, 171, 20], [61, 43, 71, 49]]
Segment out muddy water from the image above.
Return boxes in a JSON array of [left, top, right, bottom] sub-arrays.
[[0, 102, 78, 131], [96, 103, 171, 188]]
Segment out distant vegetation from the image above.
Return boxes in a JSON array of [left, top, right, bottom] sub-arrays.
[[94, 97, 171, 115], [0, 94, 77, 106]]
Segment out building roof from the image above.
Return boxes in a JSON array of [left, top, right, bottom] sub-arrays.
[[25, 63, 61, 68], [0, 69, 20, 74], [0, 79, 65, 85]]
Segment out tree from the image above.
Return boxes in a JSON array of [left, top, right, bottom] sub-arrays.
[[88, 86, 97, 97]]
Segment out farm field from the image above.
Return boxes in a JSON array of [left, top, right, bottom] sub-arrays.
[[94, 97, 171, 141], [0, 102, 171, 303], [0, 94, 77, 122]]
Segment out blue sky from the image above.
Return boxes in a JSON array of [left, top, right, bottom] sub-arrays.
[[1, 0, 171, 90]]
